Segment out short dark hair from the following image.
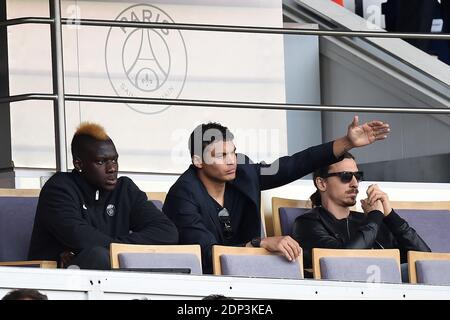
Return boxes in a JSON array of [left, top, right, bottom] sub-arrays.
[[188, 122, 234, 159], [71, 122, 112, 160], [2, 289, 48, 300], [310, 152, 355, 207]]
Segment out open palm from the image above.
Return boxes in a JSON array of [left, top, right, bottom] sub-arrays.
[[347, 116, 390, 147]]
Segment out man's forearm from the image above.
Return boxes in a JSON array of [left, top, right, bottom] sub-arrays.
[[332, 136, 353, 158]]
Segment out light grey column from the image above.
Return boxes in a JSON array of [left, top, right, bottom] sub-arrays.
[[284, 24, 322, 159]]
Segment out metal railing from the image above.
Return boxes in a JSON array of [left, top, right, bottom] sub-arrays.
[[0, 0, 449, 171], [49, 0, 67, 172], [2, 17, 450, 39], [1, 93, 449, 115]]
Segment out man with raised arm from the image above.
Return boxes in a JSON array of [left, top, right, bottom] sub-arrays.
[[164, 116, 390, 273]]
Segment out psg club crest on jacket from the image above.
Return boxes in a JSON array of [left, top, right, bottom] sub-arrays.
[[105, 4, 188, 115], [106, 204, 116, 217]]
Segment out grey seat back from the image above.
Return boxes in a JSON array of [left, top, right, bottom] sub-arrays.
[[320, 257, 401, 283], [416, 260, 450, 286], [118, 252, 202, 275], [220, 254, 303, 279]]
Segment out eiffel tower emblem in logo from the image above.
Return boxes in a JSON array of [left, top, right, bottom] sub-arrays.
[[126, 29, 169, 92]]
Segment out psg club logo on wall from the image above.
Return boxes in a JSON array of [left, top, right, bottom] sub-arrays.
[[105, 4, 188, 114]]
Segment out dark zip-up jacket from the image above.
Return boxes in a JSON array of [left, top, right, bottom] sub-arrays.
[[28, 170, 178, 262], [163, 142, 339, 274], [293, 206, 431, 268]]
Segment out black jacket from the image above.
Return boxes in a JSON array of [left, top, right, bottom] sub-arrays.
[[293, 206, 431, 268], [28, 170, 178, 262], [163, 142, 339, 274]]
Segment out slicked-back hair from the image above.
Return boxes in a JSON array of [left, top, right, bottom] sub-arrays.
[[310, 152, 355, 207], [71, 122, 111, 160], [188, 122, 234, 160]]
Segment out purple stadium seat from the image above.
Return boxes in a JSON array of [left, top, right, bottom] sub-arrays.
[[220, 254, 303, 279], [396, 209, 450, 252], [0, 197, 39, 262], [279, 207, 309, 236], [416, 260, 450, 286], [320, 257, 402, 283]]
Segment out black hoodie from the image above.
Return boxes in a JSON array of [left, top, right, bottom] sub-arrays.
[[28, 170, 178, 262]]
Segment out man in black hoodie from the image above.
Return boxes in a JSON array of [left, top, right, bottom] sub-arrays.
[[28, 122, 178, 270], [293, 152, 430, 273]]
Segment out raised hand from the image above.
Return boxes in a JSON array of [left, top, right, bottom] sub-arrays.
[[347, 115, 390, 148]]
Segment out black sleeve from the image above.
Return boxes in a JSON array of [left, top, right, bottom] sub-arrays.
[[293, 211, 385, 268], [39, 182, 114, 251], [258, 142, 338, 190], [163, 192, 218, 274], [383, 210, 431, 253], [115, 182, 178, 245]]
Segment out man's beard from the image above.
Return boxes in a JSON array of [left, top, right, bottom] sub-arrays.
[[343, 198, 357, 207], [343, 189, 358, 207]]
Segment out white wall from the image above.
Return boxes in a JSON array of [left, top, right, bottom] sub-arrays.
[[295, 0, 450, 171], [7, 0, 290, 173]]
